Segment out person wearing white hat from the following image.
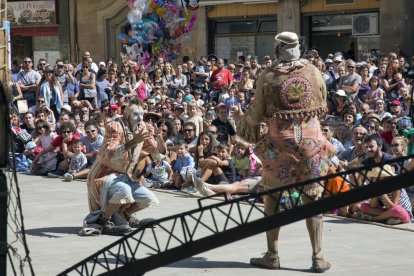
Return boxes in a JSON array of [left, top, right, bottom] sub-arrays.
[[234, 31, 334, 272]]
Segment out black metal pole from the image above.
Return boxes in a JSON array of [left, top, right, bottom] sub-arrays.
[[0, 169, 7, 276]]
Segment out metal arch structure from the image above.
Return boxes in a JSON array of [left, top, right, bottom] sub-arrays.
[[59, 155, 414, 276]]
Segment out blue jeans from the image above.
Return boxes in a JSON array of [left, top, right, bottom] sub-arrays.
[[107, 174, 159, 210]]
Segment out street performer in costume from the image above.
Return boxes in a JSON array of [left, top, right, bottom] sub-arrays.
[[84, 100, 159, 236], [235, 32, 335, 272]]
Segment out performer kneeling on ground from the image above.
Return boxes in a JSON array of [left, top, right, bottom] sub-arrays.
[[83, 100, 159, 236]]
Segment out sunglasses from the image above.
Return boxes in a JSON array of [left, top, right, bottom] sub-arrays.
[[39, 63, 46, 66], [37, 126, 47, 130], [86, 129, 96, 134], [82, 110, 88, 113], [83, 66, 89, 69], [38, 100, 45, 103], [365, 125, 375, 130], [391, 143, 401, 148], [62, 130, 72, 134], [322, 129, 330, 132]]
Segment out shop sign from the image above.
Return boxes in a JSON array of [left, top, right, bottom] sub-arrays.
[[7, 1, 56, 26]]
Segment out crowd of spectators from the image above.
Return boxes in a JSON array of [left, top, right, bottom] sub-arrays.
[[8, 48, 414, 225]]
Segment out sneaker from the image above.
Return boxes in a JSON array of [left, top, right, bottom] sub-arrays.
[[353, 212, 373, 221], [128, 216, 142, 228], [250, 252, 280, 269], [47, 172, 62, 178], [192, 175, 215, 197], [181, 185, 198, 194], [152, 182, 161, 189], [102, 222, 132, 236], [96, 214, 131, 236], [386, 218, 403, 225], [64, 173, 74, 182]]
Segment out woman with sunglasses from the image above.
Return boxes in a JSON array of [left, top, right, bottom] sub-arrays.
[[121, 62, 136, 88], [113, 72, 134, 99], [77, 59, 97, 109], [31, 122, 80, 176]]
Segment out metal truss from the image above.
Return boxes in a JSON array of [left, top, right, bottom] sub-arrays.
[[59, 155, 414, 276]]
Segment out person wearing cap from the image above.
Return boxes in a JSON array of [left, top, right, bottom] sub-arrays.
[[38, 65, 64, 119], [98, 61, 106, 69], [233, 31, 334, 272], [331, 89, 349, 116], [389, 99, 403, 117]]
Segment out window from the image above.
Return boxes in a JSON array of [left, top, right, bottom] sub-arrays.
[[259, 20, 277, 32], [215, 21, 256, 34], [325, 0, 355, 5]]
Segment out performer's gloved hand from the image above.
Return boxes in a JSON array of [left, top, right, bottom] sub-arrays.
[[132, 127, 149, 144]]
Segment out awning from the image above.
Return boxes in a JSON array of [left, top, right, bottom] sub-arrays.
[[11, 26, 59, 36]]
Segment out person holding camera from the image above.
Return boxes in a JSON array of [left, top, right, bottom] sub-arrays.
[[55, 59, 75, 105]]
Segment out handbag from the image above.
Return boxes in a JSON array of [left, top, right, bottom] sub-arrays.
[[83, 87, 97, 98]]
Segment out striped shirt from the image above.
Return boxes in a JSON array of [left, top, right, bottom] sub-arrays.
[[380, 189, 413, 219]]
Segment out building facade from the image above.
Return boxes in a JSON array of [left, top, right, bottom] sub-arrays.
[[8, 0, 70, 66], [8, 0, 414, 65]]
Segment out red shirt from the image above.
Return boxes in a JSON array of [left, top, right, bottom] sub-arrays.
[[210, 68, 233, 90], [51, 134, 85, 153]]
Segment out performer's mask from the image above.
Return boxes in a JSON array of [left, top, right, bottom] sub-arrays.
[[124, 103, 145, 128], [274, 40, 301, 63]]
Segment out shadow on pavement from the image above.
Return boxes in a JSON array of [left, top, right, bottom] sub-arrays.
[[25, 226, 80, 238]]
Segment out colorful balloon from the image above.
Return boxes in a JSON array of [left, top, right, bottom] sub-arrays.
[[120, 0, 198, 65]]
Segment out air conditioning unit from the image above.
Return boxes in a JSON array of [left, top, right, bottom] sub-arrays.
[[352, 13, 379, 36]]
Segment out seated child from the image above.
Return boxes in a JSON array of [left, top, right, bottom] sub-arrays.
[[324, 156, 350, 217], [355, 165, 413, 225], [232, 141, 251, 180], [172, 141, 195, 188], [199, 143, 236, 185], [64, 140, 87, 181], [141, 151, 173, 189]]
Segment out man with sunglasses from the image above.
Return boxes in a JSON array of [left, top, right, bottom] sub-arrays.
[[76, 51, 99, 73], [338, 60, 361, 101], [321, 123, 345, 154], [17, 57, 42, 108], [63, 122, 103, 181], [55, 59, 75, 105]]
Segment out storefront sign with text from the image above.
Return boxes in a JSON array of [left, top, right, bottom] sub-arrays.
[[7, 1, 56, 26]]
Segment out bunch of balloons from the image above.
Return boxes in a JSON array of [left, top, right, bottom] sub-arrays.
[[119, 0, 200, 68]]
